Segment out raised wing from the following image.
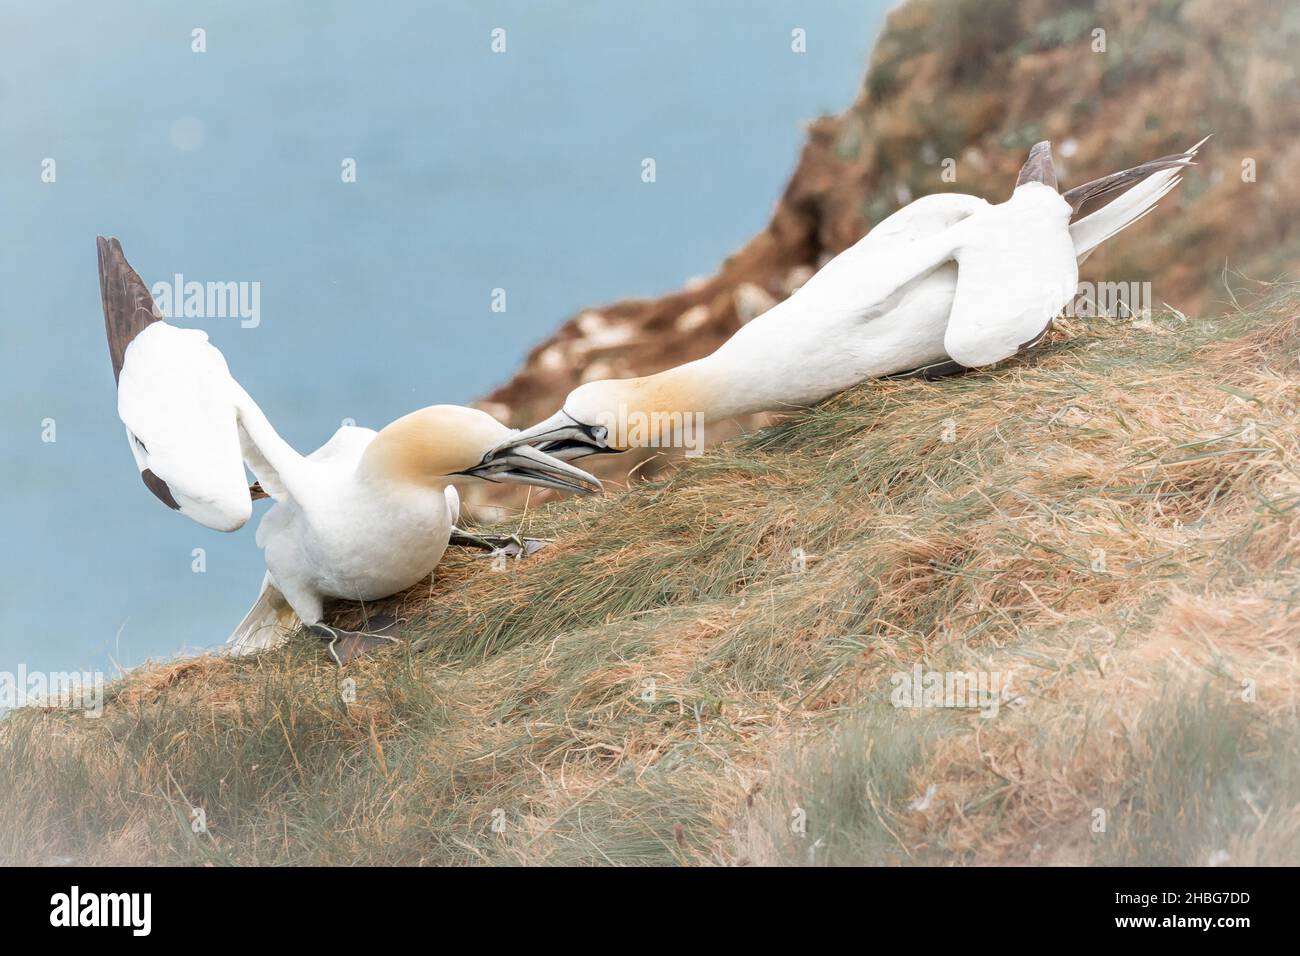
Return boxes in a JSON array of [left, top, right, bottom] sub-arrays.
[[99, 237, 305, 529], [100, 237, 255, 531], [115, 320, 253, 531]]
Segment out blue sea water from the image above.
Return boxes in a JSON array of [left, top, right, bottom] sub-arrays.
[[0, 0, 883, 676]]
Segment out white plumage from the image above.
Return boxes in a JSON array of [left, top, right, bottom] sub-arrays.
[[487, 139, 1205, 461], [116, 322, 253, 532], [99, 238, 600, 662]]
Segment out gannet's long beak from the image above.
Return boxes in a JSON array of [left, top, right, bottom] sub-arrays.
[[461, 440, 602, 495], [485, 410, 612, 463]]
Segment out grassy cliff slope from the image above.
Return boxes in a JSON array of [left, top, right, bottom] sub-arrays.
[[3, 285, 1298, 865], [472, 0, 1300, 510]]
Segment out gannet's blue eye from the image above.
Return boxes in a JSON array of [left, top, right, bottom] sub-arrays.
[[591, 426, 608, 442]]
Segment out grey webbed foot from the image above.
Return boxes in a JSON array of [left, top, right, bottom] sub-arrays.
[[883, 359, 971, 381], [449, 527, 550, 561], [309, 617, 401, 666]]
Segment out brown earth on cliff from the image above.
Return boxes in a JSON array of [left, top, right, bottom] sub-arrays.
[[466, 0, 1300, 515]]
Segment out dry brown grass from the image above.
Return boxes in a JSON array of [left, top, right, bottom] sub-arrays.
[[2, 286, 1298, 866]]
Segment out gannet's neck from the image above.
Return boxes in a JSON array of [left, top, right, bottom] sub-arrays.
[[576, 357, 744, 428], [672, 349, 786, 419], [230, 382, 310, 498], [556, 351, 776, 456], [630, 359, 734, 415]]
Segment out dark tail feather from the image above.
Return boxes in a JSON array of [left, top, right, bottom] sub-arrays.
[[97, 236, 164, 383], [1016, 140, 1058, 191], [1062, 136, 1210, 220]]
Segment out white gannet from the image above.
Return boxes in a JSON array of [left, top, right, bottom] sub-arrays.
[[484, 138, 1207, 462], [99, 237, 600, 664]]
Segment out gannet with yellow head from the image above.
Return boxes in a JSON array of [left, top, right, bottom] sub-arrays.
[[99, 238, 600, 664], [486, 138, 1207, 462]]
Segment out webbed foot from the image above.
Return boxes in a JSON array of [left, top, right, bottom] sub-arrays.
[[309, 616, 401, 666], [449, 528, 550, 560]]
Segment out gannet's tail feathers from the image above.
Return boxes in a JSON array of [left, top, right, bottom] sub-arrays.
[[97, 236, 165, 384], [1016, 141, 1058, 190], [226, 573, 298, 655], [1063, 136, 1208, 217], [1067, 136, 1209, 262]]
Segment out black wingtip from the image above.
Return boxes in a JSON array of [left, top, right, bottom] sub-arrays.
[[141, 468, 180, 510], [98, 236, 164, 384]]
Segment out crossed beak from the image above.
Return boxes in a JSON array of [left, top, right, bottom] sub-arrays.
[[460, 440, 602, 495], [484, 410, 613, 463]]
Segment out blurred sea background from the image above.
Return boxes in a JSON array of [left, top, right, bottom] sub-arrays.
[[0, 1, 883, 676]]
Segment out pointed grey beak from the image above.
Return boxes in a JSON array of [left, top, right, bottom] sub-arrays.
[[485, 409, 613, 463], [461, 441, 602, 496]]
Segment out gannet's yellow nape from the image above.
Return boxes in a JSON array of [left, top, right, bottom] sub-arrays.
[[99, 237, 600, 665], [487, 136, 1208, 463], [364, 406, 513, 486]]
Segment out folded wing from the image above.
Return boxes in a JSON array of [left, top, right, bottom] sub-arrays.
[[943, 182, 1078, 369]]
